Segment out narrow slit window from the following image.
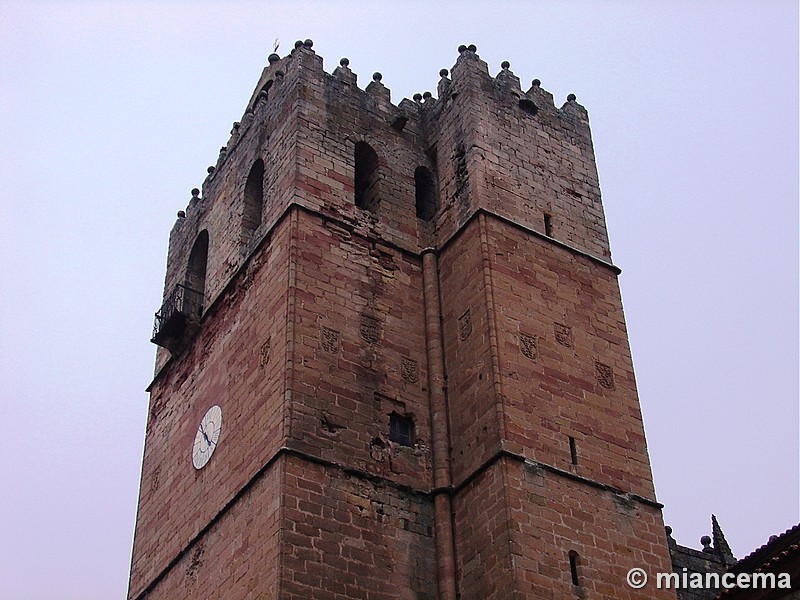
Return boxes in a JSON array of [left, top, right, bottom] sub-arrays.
[[569, 436, 578, 465], [185, 230, 209, 318], [389, 413, 414, 447], [569, 551, 580, 586], [242, 158, 264, 240], [544, 213, 553, 237], [354, 142, 380, 212], [415, 166, 437, 221]]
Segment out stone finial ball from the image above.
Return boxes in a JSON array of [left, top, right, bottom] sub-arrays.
[[177, 210, 186, 218], [413, 93, 423, 102], [458, 44, 467, 53], [501, 61, 510, 69], [532, 79, 541, 87], [467, 44, 477, 52], [567, 93, 577, 102], [439, 68, 449, 78], [303, 39, 314, 47], [422, 91, 432, 99], [340, 57, 350, 67], [191, 188, 200, 197], [665, 526, 672, 535], [701, 536, 712, 546], [372, 72, 382, 82], [207, 166, 215, 174], [268, 53, 280, 64], [294, 40, 303, 49]]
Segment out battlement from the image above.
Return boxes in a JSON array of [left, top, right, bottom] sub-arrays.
[[153, 43, 611, 373], [202, 40, 590, 171]]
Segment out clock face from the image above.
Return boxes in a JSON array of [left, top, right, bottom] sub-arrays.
[[192, 405, 222, 470]]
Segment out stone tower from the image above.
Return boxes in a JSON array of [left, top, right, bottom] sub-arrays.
[[128, 41, 676, 599]]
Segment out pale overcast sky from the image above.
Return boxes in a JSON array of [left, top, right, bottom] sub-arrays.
[[1, 2, 797, 599]]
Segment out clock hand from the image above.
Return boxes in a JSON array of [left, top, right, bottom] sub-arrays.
[[199, 424, 212, 446]]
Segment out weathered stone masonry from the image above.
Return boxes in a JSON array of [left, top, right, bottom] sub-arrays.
[[129, 40, 677, 599]]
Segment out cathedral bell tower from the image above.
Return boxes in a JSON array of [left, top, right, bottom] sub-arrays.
[[128, 41, 677, 599]]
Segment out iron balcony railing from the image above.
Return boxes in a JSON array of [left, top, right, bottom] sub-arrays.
[[151, 284, 204, 347]]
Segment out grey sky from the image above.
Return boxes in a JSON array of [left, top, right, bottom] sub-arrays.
[[1, 2, 797, 599]]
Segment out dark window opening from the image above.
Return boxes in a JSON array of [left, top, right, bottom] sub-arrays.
[[519, 98, 538, 116], [415, 166, 437, 221], [389, 413, 414, 447], [569, 551, 580, 586], [391, 115, 408, 131], [569, 436, 578, 465], [354, 142, 380, 212], [242, 158, 264, 239], [544, 213, 553, 237], [185, 230, 209, 317]]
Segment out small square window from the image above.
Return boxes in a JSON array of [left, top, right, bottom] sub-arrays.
[[389, 413, 414, 447]]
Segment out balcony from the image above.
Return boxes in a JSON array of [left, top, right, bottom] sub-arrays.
[[150, 284, 203, 352]]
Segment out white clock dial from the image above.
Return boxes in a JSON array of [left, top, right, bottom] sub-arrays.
[[192, 405, 222, 470]]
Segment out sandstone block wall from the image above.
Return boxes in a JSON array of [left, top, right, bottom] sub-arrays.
[[130, 41, 675, 600]]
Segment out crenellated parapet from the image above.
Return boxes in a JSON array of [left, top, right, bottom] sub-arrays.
[[152, 42, 612, 374], [418, 44, 609, 259]]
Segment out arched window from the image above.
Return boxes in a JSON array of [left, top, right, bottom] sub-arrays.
[[354, 142, 380, 212], [242, 159, 264, 240], [414, 166, 437, 221], [568, 550, 581, 587], [185, 230, 209, 317]]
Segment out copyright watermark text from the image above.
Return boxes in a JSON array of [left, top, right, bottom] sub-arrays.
[[626, 567, 792, 590]]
